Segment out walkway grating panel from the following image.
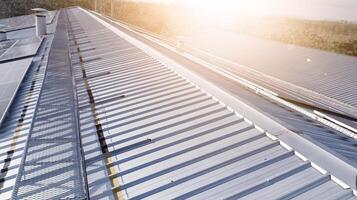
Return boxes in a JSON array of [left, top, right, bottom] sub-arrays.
[[11, 10, 88, 200]]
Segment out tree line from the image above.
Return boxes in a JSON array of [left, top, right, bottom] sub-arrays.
[[0, 0, 93, 18], [1, 0, 355, 56]]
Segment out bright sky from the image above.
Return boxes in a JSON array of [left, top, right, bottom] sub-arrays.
[[139, 0, 357, 21]]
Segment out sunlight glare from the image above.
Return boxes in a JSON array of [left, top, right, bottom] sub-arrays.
[[186, 0, 244, 12], [183, 0, 272, 15], [182, 0, 264, 26]]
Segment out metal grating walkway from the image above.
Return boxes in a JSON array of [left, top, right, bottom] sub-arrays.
[[11, 10, 88, 200]]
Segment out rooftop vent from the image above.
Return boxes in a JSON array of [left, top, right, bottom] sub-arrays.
[[31, 8, 48, 37]]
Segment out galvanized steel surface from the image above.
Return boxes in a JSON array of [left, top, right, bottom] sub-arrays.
[[93, 11, 357, 167], [0, 37, 42, 63], [11, 11, 88, 200], [0, 5, 355, 199], [184, 30, 357, 110], [0, 24, 55, 200], [0, 37, 43, 126], [0, 58, 33, 126], [0, 11, 56, 32], [0, 40, 16, 56], [67, 7, 356, 199]]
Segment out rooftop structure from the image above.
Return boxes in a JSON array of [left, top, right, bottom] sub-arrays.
[[0, 6, 356, 199]]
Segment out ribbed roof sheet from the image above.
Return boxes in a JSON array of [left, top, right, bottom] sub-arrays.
[[0, 6, 356, 199], [67, 7, 356, 199], [184, 30, 357, 112]]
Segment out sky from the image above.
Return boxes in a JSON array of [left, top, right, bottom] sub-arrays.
[[138, 0, 357, 21]]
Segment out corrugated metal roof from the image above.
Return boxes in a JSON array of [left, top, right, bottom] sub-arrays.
[[91, 10, 357, 167], [0, 6, 356, 199], [231, 86, 357, 164], [183, 31, 357, 113], [67, 7, 356, 199]]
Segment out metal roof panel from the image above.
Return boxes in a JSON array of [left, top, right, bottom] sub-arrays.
[[66, 7, 357, 199]]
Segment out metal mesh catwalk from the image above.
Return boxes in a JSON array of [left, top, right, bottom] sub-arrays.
[[67, 7, 356, 199], [11, 11, 88, 200]]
